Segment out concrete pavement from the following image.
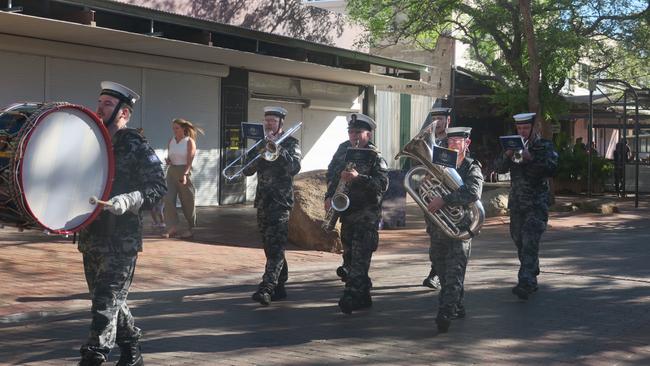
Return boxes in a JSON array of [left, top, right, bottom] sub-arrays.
[[1, 197, 649, 365]]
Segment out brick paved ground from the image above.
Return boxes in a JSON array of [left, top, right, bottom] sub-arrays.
[[1, 197, 649, 365]]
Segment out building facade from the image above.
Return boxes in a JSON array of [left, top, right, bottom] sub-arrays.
[[0, 0, 429, 205]]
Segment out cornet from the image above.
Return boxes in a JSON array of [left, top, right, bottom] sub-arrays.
[[512, 139, 529, 164], [221, 122, 303, 181]]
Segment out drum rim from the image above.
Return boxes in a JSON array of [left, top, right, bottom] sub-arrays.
[[16, 103, 115, 235]]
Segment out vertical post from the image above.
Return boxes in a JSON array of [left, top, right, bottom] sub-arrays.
[[623, 92, 628, 197], [450, 66, 456, 125], [399, 93, 412, 170], [587, 82, 594, 197], [634, 98, 640, 208]]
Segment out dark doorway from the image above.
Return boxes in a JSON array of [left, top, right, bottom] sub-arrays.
[[219, 68, 249, 205]]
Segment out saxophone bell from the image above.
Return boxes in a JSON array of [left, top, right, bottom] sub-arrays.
[[322, 140, 359, 231], [331, 191, 350, 212]]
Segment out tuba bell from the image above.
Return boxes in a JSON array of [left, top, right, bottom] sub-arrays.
[[395, 123, 484, 240]]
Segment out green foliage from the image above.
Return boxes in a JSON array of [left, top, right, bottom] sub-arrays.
[[554, 132, 614, 185], [347, 0, 649, 117]]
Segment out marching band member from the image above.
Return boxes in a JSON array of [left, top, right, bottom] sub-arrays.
[[325, 113, 388, 314], [421, 104, 452, 290], [244, 106, 301, 306], [495, 113, 558, 300], [78, 82, 166, 366], [426, 127, 483, 333]]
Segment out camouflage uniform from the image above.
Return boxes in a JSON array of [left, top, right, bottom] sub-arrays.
[[428, 156, 483, 322], [243, 135, 301, 296], [495, 135, 558, 293], [326, 141, 388, 311], [78, 128, 166, 358], [613, 141, 630, 196], [423, 137, 447, 288]]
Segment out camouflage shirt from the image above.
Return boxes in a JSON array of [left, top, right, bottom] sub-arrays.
[[243, 135, 301, 209], [442, 156, 484, 207], [495, 136, 558, 210], [325, 141, 389, 216], [79, 128, 167, 254]]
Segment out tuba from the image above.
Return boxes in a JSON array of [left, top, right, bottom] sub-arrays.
[[395, 123, 484, 240]]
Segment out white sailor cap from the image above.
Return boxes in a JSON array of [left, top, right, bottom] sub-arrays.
[[513, 112, 536, 124], [263, 106, 288, 118], [446, 127, 472, 138], [347, 113, 376, 131], [100, 81, 140, 107], [431, 107, 452, 116]]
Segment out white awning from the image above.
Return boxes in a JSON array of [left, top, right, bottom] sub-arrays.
[[0, 11, 431, 90]]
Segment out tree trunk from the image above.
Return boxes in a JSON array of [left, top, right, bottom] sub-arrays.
[[519, 0, 547, 137], [520, 0, 554, 203]]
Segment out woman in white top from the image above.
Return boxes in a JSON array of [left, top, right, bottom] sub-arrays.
[[163, 118, 203, 239]]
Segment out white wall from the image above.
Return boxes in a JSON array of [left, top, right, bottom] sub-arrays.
[[375, 90, 401, 169], [373, 91, 433, 169], [0, 51, 45, 104], [0, 42, 223, 206], [142, 69, 221, 206], [410, 94, 434, 137]]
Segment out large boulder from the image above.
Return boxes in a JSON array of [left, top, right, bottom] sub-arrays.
[[481, 187, 510, 217], [288, 170, 342, 253]]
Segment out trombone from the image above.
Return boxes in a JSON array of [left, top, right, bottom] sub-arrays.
[[221, 121, 303, 181]]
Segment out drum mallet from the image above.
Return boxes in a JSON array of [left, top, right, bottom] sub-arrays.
[[89, 196, 114, 208]]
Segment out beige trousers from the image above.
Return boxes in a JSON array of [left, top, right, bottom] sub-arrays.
[[164, 165, 196, 229]]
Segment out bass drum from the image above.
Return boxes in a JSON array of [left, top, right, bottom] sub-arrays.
[[0, 102, 114, 234]]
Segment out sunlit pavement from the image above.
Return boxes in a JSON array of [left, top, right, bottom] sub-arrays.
[[1, 196, 649, 365]]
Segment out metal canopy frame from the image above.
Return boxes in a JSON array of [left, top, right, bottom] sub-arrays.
[[588, 79, 650, 208]]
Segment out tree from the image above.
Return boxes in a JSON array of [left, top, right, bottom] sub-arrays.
[[347, 0, 649, 134]]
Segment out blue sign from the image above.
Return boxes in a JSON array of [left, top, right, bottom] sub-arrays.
[[432, 146, 458, 168], [241, 122, 264, 140], [499, 135, 525, 150]]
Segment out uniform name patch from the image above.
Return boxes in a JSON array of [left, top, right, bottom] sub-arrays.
[[148, 154, 161, 164]]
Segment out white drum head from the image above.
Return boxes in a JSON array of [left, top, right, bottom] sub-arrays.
[[18, 106, 112, 233]]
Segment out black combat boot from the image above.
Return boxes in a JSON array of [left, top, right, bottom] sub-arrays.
[[336, 266, 349, 282], [451, 304, 466, 319], [116, 340, 143, 366], [360, 292, 372, 308], [252, 282, 273, 306], [512, 284, 529, 300], [435, 311, 452, 333], [338, 291, 372, 314], [422, 269, 440, 290], [512, 283, 538, 300], [79, 347, 106, 366], [271, 283, 287, 301]]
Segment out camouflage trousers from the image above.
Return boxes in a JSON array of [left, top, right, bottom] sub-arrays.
[[429, 231, 471, 314], [257, 202, 290, 287], [614, 165, 625, 195], [81, 251, 139, 356], [425, 220, 439, 275], [510, 207, 548, 287], [340, 216, 379, 296]]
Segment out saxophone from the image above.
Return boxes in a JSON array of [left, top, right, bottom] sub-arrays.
[[322, 140, 358, 231], [395, 123, 485, 239]]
